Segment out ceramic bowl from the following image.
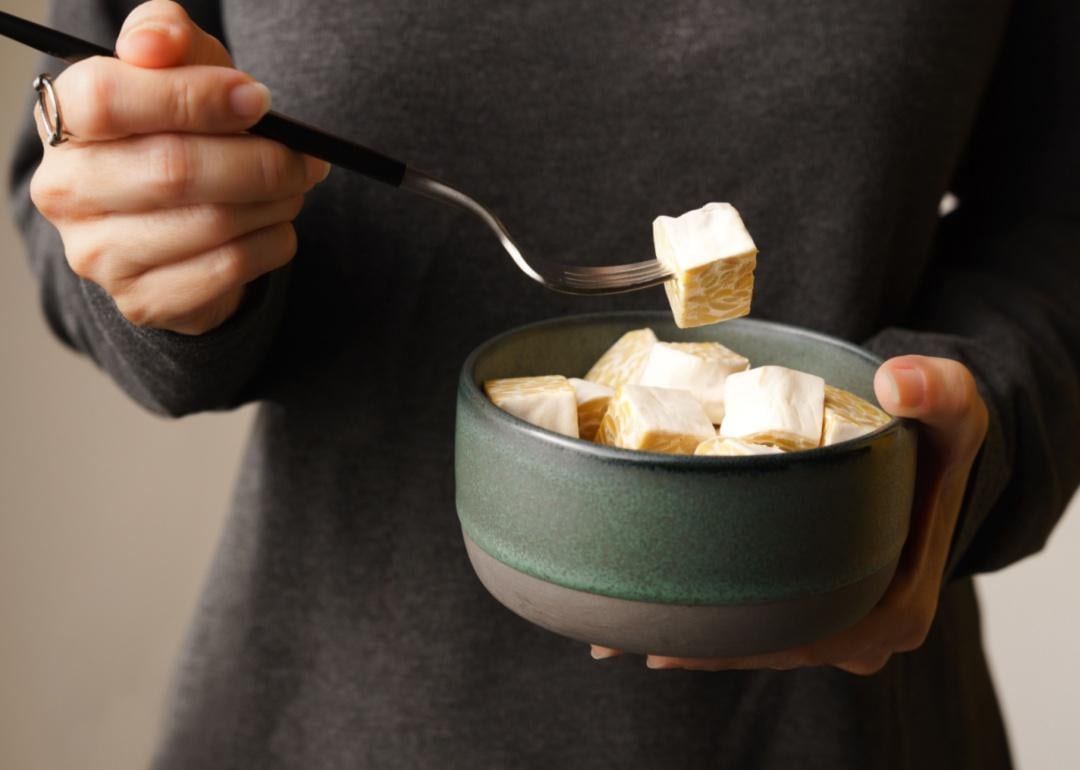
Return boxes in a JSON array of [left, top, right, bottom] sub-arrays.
[[455, 312, 917, 657]]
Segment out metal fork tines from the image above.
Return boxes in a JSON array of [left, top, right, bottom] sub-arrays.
[[401, 169, 672, 295]]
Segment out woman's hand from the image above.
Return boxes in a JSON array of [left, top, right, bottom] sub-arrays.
[[589, 354, 989, 675], [29, 0, 330, 335]]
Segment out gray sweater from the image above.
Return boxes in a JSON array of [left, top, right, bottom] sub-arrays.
[[10, 0, 1080, 767]]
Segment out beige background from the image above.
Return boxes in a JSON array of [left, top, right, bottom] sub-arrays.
[[1, 2, 1077, 767]]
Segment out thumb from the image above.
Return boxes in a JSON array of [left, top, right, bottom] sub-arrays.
[[873, 355, 988, 463], [115, 0, 233, 68]]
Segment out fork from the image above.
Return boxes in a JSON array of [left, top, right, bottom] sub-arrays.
[[0, 10, 673, 295]]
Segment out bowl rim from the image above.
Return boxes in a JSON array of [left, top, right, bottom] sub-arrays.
[[460, 311, 909, 468]]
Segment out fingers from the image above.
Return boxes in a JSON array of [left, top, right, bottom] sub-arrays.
[[60, 197, 304, 282], [109, 222, 297, 330], [589, 645, 623, 660], [644, 652, 811, 671], [642, 647, 892, 676], [873, 355, 989, 462], [634, 356, 991, 677], [873, 354, 989, 578], [24, 0, 313, 337], [46, 57, 269, 142], [32, 134, 328, 216], [165, 286, 246, 336], [115, 0, 232, 68]]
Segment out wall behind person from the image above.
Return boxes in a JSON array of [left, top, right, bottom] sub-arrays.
[[0, 2, 1076, 768]]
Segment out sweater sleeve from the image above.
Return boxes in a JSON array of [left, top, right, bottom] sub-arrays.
[[6, 0, 291, 418], [862, 0, 1080, 581]]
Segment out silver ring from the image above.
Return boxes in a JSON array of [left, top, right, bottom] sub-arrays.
[[33, 73, 69, 147]]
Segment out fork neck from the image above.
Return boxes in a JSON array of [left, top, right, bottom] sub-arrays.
[[399, 168, 544, 285]]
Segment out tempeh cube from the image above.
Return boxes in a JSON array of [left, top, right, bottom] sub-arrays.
[[484, 375, 579, 438], [694, 437, 785, 456], [595, 384, 715, 454], [719, 366, 825, 451], [638, 341, 749, 423], [653, 202, 757, 329], [584, 328, 657, 389], [568, 377, 613, 442], [821, 384, 891, 445]]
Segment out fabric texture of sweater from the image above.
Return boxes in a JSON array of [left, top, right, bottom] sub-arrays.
[[9, 0, 1080, 767]]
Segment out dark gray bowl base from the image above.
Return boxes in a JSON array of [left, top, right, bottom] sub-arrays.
[[464, 530, 898, 658]]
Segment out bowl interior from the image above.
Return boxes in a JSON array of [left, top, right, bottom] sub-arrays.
[[469, 311, 890, 427]]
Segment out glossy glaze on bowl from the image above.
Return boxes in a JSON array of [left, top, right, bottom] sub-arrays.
[[455, 312, 917, 656]]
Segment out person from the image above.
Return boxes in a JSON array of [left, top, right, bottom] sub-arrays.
[[9, 0, 1078, 767]]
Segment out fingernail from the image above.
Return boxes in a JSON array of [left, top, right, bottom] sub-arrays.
[[645, 657, 671, 669], [122, 21, 178, 42], [590, 647, 618, 660], [887, 366, 925, 409], [304, 155, 332, 184], [229, 82, 272, 120]]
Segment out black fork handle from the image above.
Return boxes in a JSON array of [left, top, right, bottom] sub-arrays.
[[0, 9, 407, 187]]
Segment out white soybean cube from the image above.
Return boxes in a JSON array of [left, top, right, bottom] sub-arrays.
[[483, 375, 579, 438], [596, 384, 715, 454], [584, 328, 657, 389], [568, 377, 613, 442], [821, 384, 890, 446], [719, 366, 825, 451], [653, 202, 758, 329], [694, 437, 785, 456], [638, 341, 750, 424]]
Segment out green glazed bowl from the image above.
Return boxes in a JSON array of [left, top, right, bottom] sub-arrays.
[[455, 311, 917, 657]]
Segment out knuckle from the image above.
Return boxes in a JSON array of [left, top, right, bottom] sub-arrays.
[[280, 222, 298, 260], [64, 238, 105, 280], [67, 58, 116, 137], [114, 292, 152, 328], [29, 166, 71, 218], [201, 204, 235, 236], [256, 143, 295, 194], [170, 78, 199, 131], [147, 135, 194, 199], [942, 361, 978, 409], [265, 222, 298, 269], [181, 203, 228, 235], [210, 242, 247, 286]]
